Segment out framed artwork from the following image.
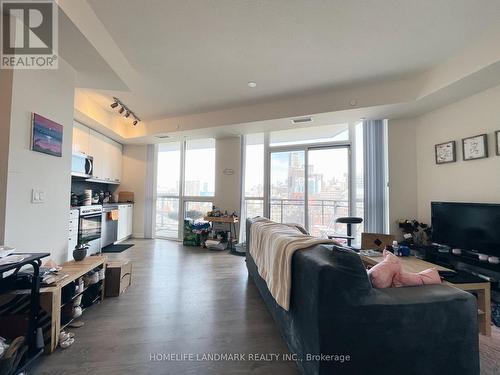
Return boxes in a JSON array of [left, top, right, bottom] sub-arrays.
[[435, 141, 456, 164], [31, 113, 63, 157], [462, 134, 488, 161], [496, 131, 500, 156]]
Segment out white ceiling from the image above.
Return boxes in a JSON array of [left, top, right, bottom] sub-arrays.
[[80, 0, 500, 121], [58, 10, 127, 91]]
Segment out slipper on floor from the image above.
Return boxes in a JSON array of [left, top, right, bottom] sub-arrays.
[[67, 321, 84, 328]]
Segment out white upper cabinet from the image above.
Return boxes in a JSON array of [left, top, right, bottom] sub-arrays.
[[100, 135, 123, 183], [88, 129, 106, 180], [110, 139, 123, 183], [75, 123, 123, 184], [72, 121, 90, 155]]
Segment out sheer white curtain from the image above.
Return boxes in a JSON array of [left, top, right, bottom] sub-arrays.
[[363, 120, 388, 234], [144, 144, 157, 239], [238, 136, 247, 243]]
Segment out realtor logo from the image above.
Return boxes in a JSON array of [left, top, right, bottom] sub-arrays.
[[1, 0, 58, 69]]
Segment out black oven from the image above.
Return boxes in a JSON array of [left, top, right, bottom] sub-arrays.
[[78, 205, 102, 255]]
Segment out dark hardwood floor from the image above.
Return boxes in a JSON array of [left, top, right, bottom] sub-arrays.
[[32, 238, 500, 374], [33, 239, 298, 375]]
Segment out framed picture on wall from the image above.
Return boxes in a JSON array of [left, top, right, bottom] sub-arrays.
[[462, 134, 488, 161], [30, 113, 63, 157], [435, 141, 456, 164], [496, 130, 500, 156]]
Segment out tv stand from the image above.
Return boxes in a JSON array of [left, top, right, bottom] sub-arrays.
[[413, 244, 500, 323]]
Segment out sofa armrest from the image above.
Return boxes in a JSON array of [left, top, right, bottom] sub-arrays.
[[317, 284, 479, 375]]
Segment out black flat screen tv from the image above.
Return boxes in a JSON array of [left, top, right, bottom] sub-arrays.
[[431, 201, 500, 257]]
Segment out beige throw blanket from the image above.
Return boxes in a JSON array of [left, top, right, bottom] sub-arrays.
[[249, 218, 337, 310]]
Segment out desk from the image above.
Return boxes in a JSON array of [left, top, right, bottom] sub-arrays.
[[360, 254, 491, 337], [203, 216, 239, 251]]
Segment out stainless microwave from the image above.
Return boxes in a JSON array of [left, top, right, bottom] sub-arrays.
[[71, 153, 93, 178]]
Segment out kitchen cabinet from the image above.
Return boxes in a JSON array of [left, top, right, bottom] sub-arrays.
[[68, 209, 79, 261], [126, 204, 133, 236], [117, 204, 133, 241], [88, 129, 106, 181], [101, 136, 123, 183], [72, 121, 90, 155], [84, 127, 122, 184]]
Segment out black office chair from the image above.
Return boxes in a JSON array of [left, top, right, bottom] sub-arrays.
[[327, 217, 363, 247]]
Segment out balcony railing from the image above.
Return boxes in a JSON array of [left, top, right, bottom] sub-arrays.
[[245, 198, 364, 239], [156, 196, 364, 241]]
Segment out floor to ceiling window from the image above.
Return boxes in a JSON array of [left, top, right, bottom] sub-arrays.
[[242, 122, 364, 244], [156, 142, 181, 238], [243, 133, 265, 219], [156, 138, 215, 239]]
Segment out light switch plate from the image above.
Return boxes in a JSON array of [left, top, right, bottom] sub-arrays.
[[31, 189, 45, 204]]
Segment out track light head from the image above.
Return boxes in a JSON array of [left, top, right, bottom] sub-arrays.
[[111, 97, 140, 127]]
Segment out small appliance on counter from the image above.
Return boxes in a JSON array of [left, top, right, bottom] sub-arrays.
[[82, 189, 92, 206], [70, 192, 79, 207]]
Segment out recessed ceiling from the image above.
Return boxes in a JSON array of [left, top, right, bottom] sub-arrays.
[[75, 0, 500, 122]]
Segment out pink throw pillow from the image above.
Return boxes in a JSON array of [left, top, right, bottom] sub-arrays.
[[367, 250, 401, 288], [392, 268, 442, 288]]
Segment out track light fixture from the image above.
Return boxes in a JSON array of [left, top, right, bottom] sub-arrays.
[[110, 97, 141, 126]]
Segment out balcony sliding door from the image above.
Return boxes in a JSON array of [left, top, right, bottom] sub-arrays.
[[269, 145, 350, 237], [270, 150, 306, 226], [307, 146, 350, 237]]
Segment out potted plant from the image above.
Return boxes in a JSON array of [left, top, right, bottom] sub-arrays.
[[73, 240, 89, 261], [398, 219, 432, 246]]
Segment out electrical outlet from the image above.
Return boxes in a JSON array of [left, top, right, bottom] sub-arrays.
[[31, 189, 45, 204]]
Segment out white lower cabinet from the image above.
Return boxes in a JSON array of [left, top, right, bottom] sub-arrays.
[[68, 209, 79, 260], [126, 204, 133, 237], [117, 204, 133, 241]]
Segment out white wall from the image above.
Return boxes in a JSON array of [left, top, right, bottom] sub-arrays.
[[388, 83, 500, 232], [120, 144, 148, 238], [214, 137, 242, 218], [0, 69, 13, 245], [3, 59, 76, 263], [415, 84, 500, 224]]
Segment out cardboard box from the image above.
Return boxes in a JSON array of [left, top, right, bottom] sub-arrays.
[[105, 260, 132, 297], [118, 191, 134, 203]]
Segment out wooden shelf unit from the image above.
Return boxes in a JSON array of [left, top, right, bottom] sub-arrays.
[[39, 255, 107, 352]]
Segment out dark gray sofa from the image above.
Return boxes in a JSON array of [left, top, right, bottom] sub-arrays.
[[246, 218, 480, 375]]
